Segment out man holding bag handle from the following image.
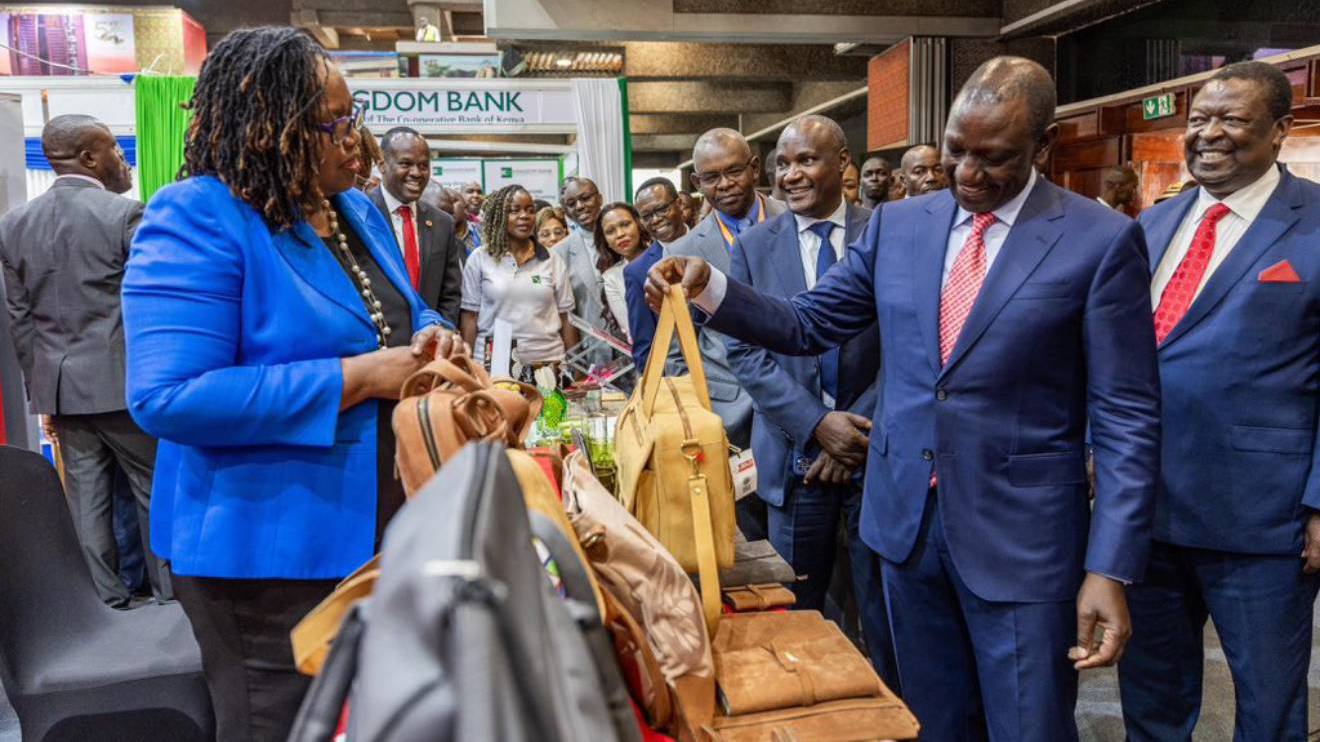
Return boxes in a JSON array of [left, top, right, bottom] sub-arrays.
[[646, 57, 1160, 741]]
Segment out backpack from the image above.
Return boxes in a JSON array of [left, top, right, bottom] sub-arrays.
[[290, 443, 638, 742]]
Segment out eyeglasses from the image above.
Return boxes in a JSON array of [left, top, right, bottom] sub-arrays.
[[692, 159, 755, 189], [317, 104, 366, 146], [638, 199, 676, 223], [562, 189, 600, 209]]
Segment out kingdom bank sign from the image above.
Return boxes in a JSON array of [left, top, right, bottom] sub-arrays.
[[350, 79, 577, 134]]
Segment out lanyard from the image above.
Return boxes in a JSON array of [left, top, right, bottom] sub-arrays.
[[716, 194, 766, 250]]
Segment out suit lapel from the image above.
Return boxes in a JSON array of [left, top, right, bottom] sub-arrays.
[[278, 221, 376, 334], [914, 192, 957, 376], [844, 203, 869, 245], [336, 190, 423, 322], [1159, 170, 1302, 349], [770, 214, 809, 295], [939, 180, 1065, 380], [415, 202, 434, 277], [1143, 189, 1198, 274]]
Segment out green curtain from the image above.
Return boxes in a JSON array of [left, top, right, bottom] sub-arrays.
[[135, 76, 196, 203]]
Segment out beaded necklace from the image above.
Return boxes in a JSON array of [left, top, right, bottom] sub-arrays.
[[320, 199, 393, 348]]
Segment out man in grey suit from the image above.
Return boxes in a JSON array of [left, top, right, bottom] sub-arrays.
[[554, 176, 609, 364], [0, 114, 170, 606], [367, 127, 463, 326], [664, 129, 785, 449]]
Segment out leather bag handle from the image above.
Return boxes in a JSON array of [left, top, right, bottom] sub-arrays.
[[640, 285, 713, 417], [687, 471, 722, 637]]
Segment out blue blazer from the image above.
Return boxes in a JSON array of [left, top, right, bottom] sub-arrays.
[[707, 179, 1161, 602], [1140, 167, 1320, 555], [726, 205, 880, 508], [623, 241, 664, 370], [123, 177, 446, 579]]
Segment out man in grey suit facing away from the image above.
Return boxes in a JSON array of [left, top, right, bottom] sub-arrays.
[[0, 114, 170, 607], [665, 129, 786, 450]]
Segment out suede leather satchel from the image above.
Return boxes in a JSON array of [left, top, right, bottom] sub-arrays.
[[701, 611, 920, 741], [614, 285, 736, 634], [563, 450, 717, 738], [292, 356, 540, 676]]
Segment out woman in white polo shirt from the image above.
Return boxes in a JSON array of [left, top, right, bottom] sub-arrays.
[[459, 184, 578, 375]]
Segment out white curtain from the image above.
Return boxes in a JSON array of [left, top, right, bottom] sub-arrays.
[[571, 79, 627, 203]]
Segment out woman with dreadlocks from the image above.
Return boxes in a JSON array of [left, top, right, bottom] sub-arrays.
[[121, 27, 461, 740], [459, 184, 579, 381]]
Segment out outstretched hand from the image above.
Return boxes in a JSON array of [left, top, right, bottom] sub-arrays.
[[645, 256, 712, 312]]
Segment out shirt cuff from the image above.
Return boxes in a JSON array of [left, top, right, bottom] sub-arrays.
[[690, 268, 728, 315], [1088, 570, 1132, 586]]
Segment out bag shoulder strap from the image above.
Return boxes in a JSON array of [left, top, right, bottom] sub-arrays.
[[639, 285, 713, 416], [686, 472, 722, 637]]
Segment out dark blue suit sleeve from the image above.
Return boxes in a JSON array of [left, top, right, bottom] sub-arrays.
[[623, 260, 656, 370], [723, 235, 831, 449], [1083, 220, 1161, 583], [122, 182, 344, 449], [708, 212, 881, 357]]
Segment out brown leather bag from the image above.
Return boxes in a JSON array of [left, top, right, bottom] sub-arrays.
[[291, 356, 540, 676], [701, 611, 920, 741], [392, 355, 540, 495], [615, 285, 736, 634], [563, 450, 717, 737]]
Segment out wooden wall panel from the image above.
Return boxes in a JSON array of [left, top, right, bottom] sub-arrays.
[[867, 40, 911, 151]]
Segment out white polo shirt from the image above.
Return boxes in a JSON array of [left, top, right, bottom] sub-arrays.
[[461, 244, 575, 364]]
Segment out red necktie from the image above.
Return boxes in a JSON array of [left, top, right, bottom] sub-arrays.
[[397, 204, 421, 290], [939, 212, 997, 365], [932, 212, 996, 489], [1153, 203, 1231, 345]]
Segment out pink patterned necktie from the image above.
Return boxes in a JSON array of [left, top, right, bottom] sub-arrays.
[[1153, 203, 1232, 345], [939, 212, 997, 366]]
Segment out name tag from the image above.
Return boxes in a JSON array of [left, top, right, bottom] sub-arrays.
[[731, 448, 757, 500]]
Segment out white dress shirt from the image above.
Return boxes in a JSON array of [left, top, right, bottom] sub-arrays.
[[794, 199, 849, 291], [1150, 165, 1280, 308], [381, 187, 418, 259], [942, 168, 1037, 287]]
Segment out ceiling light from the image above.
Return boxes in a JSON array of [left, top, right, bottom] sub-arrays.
[[555, 57, 573, 68]]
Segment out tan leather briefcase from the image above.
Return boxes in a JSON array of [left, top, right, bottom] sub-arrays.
[[615, 285, 736, 635]]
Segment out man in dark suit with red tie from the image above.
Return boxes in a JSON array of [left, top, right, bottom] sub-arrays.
[[1119, 61, 1320, 742], [368, 127, 462, 326], [648, 57, 1161, 740]]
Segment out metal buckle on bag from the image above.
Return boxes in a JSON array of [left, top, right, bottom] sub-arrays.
[[681, 440, 704, 476]]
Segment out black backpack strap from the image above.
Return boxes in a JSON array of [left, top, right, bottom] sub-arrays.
[[288, 603, 366, 742]]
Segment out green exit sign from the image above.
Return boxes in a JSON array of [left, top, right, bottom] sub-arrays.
[[1142, 93, 1176, 120], [501, 167, 514, 177], [433, 165, 444, 176]]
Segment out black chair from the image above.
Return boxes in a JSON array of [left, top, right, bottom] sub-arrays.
[[0, 446, 214, 741]]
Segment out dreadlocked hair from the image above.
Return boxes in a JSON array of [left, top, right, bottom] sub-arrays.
[[182, 27, 330, 230], [480, 185, 532, 261]]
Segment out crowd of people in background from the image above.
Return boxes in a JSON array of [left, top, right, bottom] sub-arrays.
[[1, 21, 1316, 742]]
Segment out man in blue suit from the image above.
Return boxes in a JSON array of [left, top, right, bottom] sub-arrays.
[[711, 116, 894, 685], [647, 57, 1161, 741], [1118, 61, 1320, 742]]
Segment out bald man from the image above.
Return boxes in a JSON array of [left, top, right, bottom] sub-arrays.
[[900, 144, 947, 197], [1, 114, 173, 606], [648, 57, 1159, 740], [1097, 164, 1139, 212]]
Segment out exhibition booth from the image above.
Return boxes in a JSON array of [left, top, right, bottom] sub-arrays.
[[0, 73, 634, 447]]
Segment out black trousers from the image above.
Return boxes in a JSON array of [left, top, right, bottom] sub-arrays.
[[53, 410, 172, 604], [174, 576, 337, 742]]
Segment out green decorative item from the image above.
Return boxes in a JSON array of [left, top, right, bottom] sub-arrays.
[[135, 76, 197, 203]]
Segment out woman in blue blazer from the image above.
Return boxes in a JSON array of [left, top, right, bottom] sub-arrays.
[[121, 28, 459, 741]]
